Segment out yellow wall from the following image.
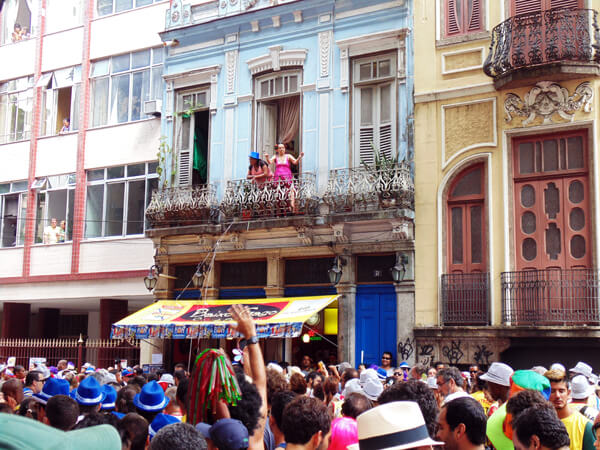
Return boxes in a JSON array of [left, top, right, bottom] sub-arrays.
[[413, 0, 600, 326]]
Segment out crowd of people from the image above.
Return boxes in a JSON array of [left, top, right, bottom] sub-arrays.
[[1, 308, 599, 449]]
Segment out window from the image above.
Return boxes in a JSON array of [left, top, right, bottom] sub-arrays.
[[96, 0, 163, 17], [0, 76, 33, 144], [254, 71, 301, 165], [513, 132, 590, 270], [84, 162, 158, 238], [40, 66, 81, 136], [0, 0, 38, 45], [0, 181, 27, 247], [447, 164, 486, 273], [352, 54, 396, 166], [511, 0, 582, 16], [90, 48, 163, 127], [445, 0, 483, 37], [45, 0, 83, 33], [175, 90, 210, 186], [33, 174, 76, 244]]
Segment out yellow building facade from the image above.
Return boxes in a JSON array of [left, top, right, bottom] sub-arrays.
[[413, 0, 600, 368]]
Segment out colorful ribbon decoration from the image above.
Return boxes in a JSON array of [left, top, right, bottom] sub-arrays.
[[188, 349, 242, 425]]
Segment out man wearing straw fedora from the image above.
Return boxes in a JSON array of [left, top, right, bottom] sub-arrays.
[[349, 401, 443, 450]]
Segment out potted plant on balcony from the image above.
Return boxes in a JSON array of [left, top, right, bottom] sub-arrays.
[[361, 146, 401, 209]]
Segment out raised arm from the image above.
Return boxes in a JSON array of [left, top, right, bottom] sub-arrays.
[[287, 152, 304, 165], [264, 153, 276, 164], [229, 304, 267, 450]]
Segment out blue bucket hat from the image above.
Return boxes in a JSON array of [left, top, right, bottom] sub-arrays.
[[133, 380, 169, 412], [32, 378, 70, 405], [196, 418, 249, 450], [149, 414, 181, 440], [249, 151, 260, 160], [398, 361, 410, 368], [376, 367, 388, 381], [101, 385, 117, 410], [72, 376, 106, 405]]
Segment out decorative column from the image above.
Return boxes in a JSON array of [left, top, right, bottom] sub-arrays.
[[395, 280, 416, 366], [264, 255, 285, 361], [336, 253, 356, 365]]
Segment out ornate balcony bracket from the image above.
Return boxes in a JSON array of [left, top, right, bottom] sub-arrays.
[[332, 223, 349, 243], [296, 226, 313, 245], [505, 81, 593, 125]]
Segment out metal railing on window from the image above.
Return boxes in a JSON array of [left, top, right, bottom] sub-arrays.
[[145, 184, 217, 228], [484, 7, 600, 79], [323, 163, 414, 213], [501, 268, 600, 325], [441, 272, 490, 325], [220, 173, 319, 220]]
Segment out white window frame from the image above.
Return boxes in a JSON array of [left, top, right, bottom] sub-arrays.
[[0, 181, 28, 248], [45, 0, 84, 33], [0, 0, 38, 46], [90, 48, 164, 127], [96, 0, 164, 17], [84, 162, 158, 239], [351, 53, 397, 167], [40, 66, 82, 136], [33, 174, 76, 244], [0, 76, 34, 144], [253, 70, 302, 158]]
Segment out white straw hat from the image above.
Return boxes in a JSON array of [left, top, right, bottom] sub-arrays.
[[570, 362, 598, 383], [571, 375, 595, 400], [353, 401, 443, 450], [479, 362, 513, 387], [342, 378, 364, 398], [362, 378, 383, 401]]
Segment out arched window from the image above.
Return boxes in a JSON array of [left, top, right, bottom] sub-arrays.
[[447, 164, 486, 274]]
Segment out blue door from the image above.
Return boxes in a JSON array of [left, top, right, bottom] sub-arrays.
[[355, 285, 397, 367]]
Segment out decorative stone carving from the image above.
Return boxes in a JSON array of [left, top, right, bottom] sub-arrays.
[[166, 0, 191, 29], [226, 50, 237, 95], [332, 224, 349, 243], [296, 226, 313, 246], [246, 47, 307, 75], [250, 21, 259, 32], [293, 10, 302, 23], [272, 16, 280, 28], [391, 221, 411, 240], [230, 233, 245, 250], [198, 236, 213, 252], [319, 31, 332, 78], [505, 81, 593, 125]]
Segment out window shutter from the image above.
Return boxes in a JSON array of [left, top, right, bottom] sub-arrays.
[[447, 0, 460, 35], [177, 114, 192, 186], [467, 0, 482, 32], [513, 0, 542, 15], [549, 0, 581, 8], [359, 128, 375, 166], [378, 124, 392, 160], [177, 150, 191, 186]]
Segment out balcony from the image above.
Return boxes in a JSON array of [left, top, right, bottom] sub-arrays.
[[323, 163, 414, 214], [484, 8, 600, 89], [502, 269, 600, 325], [220, 173, 319, 221], [145, 184, 217, 228], [441, 272, 489, 325]]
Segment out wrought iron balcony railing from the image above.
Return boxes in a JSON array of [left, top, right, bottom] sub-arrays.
[[145, 184, 217, 228], [323, 163, 414, 213], [220, 173, 319, 220], [441, 272, 490, 325], [484, 7, 600, 80], [501, 268, 600, 325]]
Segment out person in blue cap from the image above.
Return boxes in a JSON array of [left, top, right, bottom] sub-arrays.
[[196, 418, 249, 450], [247, 151, 272, 185], [31, 377, 71, 424], [101, 384, 118, 412], [133, 380, 169, 423], [149, 413, 181, 441], [71, 376, 106, 418]]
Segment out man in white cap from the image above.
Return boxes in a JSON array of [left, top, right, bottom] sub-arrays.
[[570, 375, 599, 422], [351, 401, 443, 449], [570, 361, 600, 410], [479, 362, 513, 408]]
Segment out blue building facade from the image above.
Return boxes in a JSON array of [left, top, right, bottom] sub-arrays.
[[148, 0, 416, 367]]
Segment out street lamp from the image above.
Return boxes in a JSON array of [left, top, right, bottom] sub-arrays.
[[328, 257, 345, 285], [390, 253, 409, 283], [192, 263, 209, 289], [143, 264, 161, 292]]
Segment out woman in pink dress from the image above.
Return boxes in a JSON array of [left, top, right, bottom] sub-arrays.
[[264, 143, 304, 211]]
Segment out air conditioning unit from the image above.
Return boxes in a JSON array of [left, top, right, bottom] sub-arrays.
[[143, 99, 162, 117]]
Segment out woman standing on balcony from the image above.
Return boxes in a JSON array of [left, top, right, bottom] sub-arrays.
[[264, 143, 304, 183], [247, 151, 272, 185], [265, 143, 304, 213]]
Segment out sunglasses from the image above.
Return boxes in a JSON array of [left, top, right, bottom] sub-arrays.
[[381, 357, 392, 360], [393, 372, 403, 376]]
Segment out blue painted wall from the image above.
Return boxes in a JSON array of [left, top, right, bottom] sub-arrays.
[[160, 0, 413, 197]]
